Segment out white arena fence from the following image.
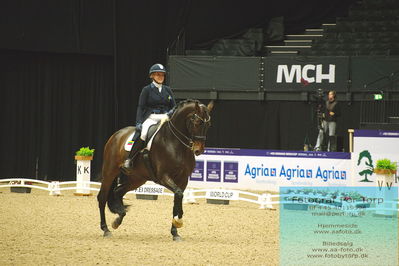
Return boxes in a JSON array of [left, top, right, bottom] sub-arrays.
[[1, 178, 398, 212]]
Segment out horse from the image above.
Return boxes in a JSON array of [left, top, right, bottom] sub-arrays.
[[97, 99, 214, 241]]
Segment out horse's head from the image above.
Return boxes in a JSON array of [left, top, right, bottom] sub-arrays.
[[169, 100, 214, 156], [188, 100, 214, 156]]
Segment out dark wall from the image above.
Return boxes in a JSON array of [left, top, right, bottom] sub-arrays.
[[1, 0, 114, 55], [206, 100, 360, 152], [0, 0, 357, 180]]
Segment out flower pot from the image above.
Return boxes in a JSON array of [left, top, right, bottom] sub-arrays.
[[74, 155, 93, 161], [373, 169, 396, 175]]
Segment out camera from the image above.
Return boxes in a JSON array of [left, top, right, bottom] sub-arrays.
[[311, 89, 326, 128], [313, 88, 324, 103]]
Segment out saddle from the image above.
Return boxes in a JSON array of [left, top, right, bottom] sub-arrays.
[[124, 122, 161, 152]]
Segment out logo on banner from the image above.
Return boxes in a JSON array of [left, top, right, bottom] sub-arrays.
[[357, 150, 374, 182], [276, 64, 335, 84], [244, 163, 347, 182], [223, 161, 239, 183], [190, 160, 204, 181], [207, 161, 221, 182]]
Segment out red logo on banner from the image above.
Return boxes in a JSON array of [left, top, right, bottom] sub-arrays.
[[300, 78, 309, 86]]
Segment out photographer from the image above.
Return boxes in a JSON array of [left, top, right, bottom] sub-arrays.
[[314, 90, 340, 151]]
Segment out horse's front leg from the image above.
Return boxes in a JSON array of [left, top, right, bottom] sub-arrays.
[[162, 177, 184, 241], [112, 174, 146, 230]]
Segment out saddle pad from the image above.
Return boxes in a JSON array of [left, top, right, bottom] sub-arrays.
[[124, 132, 136, 151]]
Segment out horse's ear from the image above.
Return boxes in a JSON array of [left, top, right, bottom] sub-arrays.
[[207, 100, 215, 113], [195, 101, 201, 113]]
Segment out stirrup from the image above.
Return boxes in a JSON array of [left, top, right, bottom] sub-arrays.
[[123, 158, 132, 169]]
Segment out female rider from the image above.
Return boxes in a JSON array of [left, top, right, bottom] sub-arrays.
[[123, 63, 176, 169]]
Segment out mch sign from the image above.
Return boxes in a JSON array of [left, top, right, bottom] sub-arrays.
[[276, 64, 336, 83]]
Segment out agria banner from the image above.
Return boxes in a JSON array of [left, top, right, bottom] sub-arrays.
[[188, 148, 351, 192]]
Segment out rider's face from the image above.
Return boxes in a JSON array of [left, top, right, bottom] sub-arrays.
[[152, 72, 165, 84]]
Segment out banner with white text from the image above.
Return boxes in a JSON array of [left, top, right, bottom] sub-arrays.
[[264, 56, 349, 91]]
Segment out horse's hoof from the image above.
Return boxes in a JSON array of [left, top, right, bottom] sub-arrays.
[[172, 217, 183, 228], [103, 231, 112, 238], [173, 235, 182, 242], [112, 220, 120, 229]]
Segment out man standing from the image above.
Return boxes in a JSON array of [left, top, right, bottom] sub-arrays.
[[314, 90, 340, 151]]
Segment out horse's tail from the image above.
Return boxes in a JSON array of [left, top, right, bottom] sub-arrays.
[[107, 174, 129, 214]]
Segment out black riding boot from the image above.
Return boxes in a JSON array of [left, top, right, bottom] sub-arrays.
[[123, 138, 145, 169]]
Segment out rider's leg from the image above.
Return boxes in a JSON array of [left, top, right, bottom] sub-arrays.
[[123, 130, 145, 169], [123, 114, 166, 169]]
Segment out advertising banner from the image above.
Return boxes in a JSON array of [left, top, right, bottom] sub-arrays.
[[352, 129, 399, 187], [264, 56, 349, 91], [188, 148, 352, 192]]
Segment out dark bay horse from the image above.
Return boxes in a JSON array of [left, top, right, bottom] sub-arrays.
[[97, 99, 213, 241]]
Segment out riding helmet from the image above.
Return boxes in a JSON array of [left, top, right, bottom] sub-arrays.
[[149, 63, 166, 76]]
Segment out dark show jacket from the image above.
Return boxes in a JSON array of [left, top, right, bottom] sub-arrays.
[[324, 100, 340, 122], [136, 82, 176, 124]]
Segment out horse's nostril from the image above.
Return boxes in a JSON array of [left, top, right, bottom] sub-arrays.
[[195, 150, 201, 156]]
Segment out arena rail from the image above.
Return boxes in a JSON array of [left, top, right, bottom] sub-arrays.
[[0, 178, 271, 208], [1, 178, 398, 212]]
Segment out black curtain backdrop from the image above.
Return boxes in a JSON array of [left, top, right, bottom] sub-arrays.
[[0, 0, 358, 180], [0, 51, 114, 179], [1, 0, 114, 55]]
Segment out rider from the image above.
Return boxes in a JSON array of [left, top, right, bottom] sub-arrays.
[[123, 63, 176, 169]]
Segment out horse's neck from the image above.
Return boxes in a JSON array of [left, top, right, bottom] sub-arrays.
[[170, 109, 190, 136]]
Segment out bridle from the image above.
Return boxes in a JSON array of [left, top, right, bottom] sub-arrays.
[[167, 112, 211, 151]]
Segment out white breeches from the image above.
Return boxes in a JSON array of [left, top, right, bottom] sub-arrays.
[[140, 114, 168, 141]]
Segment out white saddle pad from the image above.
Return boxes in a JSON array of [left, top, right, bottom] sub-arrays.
[[124, 132, 136, 151]]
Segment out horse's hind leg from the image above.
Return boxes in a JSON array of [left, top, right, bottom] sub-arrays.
[[97, 167, 120, 237], [97, 186, 112, 237]]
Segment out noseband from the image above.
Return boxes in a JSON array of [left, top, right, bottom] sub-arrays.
[[167, 112, 210, 150]]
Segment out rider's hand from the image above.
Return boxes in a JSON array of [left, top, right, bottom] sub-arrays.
[[167, 109, 174, 118]]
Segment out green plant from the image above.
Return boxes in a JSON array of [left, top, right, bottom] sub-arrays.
[[375, 158, 397, 171], [76, 147, 95, 157]]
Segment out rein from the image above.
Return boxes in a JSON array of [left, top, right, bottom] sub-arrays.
[[167, 120, 195, 150], [167, 102, 211, 151]]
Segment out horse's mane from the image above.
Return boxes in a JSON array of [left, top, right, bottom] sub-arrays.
[[169, 99, 205, 118], [176, 99, 201, 109]]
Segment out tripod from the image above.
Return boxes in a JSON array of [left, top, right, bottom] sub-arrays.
[[314, 101, 328, 151]]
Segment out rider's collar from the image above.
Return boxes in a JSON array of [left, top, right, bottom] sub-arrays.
[[152, 81, 162, 90]]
